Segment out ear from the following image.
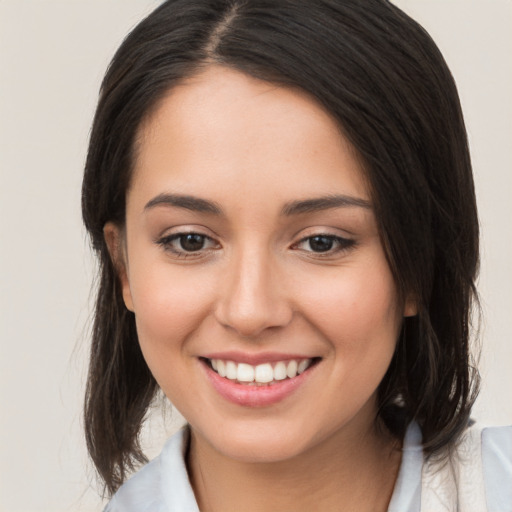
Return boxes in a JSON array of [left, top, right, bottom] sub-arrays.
[[103, 222, 134, 312], [403, 294, 418, 318]]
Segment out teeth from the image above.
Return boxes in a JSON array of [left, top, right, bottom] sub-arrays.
[[254, 363, 273, 383], [286, 360, 298, 378], [237, 363, 255, 382], [209, 358, 314, 384], [297, 360, 309, 374], [226, 361, 238, 380], [274, 361, 287, 381], [217, 360, 226, 377]]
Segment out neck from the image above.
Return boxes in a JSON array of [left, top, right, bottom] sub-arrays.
[[187, 416, 402, 512]]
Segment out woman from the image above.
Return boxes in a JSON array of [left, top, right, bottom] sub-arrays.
[[82, 1, 511, 510]]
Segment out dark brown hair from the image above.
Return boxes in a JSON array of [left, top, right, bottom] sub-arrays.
[[82, 0, 480, 495]]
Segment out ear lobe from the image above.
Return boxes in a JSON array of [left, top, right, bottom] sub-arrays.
[[403, 295, 418, 318], [103, 222, 134, 312]]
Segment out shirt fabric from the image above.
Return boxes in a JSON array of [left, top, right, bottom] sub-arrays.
[[105, 422, 512, 512]]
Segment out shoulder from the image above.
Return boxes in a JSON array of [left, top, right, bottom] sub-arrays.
[[422, 423, 512, 512], [104, 455, 164, 512], [480, 425, 512, 511], [103, 427, 199, 512]]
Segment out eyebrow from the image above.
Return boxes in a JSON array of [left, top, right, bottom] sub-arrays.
[[144, 192, 371, 216], [281, 194, 372, 216], [144, 193, 223, 215]]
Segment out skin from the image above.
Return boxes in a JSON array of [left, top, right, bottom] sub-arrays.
[[105, 65, 416, 512]]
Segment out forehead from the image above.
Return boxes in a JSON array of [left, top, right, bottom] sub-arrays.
[[130, 65, 370, 212]]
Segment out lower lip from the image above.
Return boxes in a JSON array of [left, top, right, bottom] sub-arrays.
[[202, 361, 316, 407]]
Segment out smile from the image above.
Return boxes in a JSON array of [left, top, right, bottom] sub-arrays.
[[201, 356, 321, 407], [207, 358, 315, 385]]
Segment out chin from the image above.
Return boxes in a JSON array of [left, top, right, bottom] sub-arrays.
[[192, 414, 337, 464], [215, 434, 308, 464]]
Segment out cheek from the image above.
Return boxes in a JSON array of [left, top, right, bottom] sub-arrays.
[[298, 264, 401, 420], [294, 260, 401, 367], [128, 265, 217, 404], [303, 269, 398, 334], [127, 261, 215, 356]]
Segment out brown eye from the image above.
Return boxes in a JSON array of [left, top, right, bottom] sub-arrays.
[[308, 236, 335, 252], [157, 231, 219, 257], [294, 234, 356, 255], [179, 233, 206, 252]]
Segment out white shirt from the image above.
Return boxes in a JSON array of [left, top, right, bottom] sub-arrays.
[[105, 423, 512, 511]]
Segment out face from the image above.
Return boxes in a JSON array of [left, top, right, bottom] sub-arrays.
[[107, 66, 413, 463]]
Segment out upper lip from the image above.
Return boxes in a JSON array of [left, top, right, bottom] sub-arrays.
[[201, 351, 318, 366]]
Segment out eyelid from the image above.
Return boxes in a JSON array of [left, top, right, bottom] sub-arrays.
[[154, 223, 219, 239]]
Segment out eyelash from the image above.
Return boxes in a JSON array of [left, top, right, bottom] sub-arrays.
[[292, 234, 356, 256], [157, 231, 356, 261]]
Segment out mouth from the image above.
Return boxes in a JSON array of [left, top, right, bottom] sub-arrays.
[[201, 357, 320, 386], [199, 355, 321, 407]]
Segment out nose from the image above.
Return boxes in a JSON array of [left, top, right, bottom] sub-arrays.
[[214, 247, 293, 338]]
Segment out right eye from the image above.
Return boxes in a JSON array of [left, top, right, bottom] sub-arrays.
[[157, 232, 219, 257]]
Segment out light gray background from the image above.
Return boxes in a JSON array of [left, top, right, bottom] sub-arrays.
[[1, 1, 510, 511]]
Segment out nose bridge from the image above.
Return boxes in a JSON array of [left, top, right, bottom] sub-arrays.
[[215, 242, 292, 337]]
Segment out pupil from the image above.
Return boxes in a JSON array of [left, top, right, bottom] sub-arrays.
[[181, 234, 205, 251], [309, 236, 333, 252]]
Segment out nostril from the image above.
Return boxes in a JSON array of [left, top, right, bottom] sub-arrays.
[[214, 301, 293, 338]]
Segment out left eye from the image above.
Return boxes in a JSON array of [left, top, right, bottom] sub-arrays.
[[295, 235, 353, 253]]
